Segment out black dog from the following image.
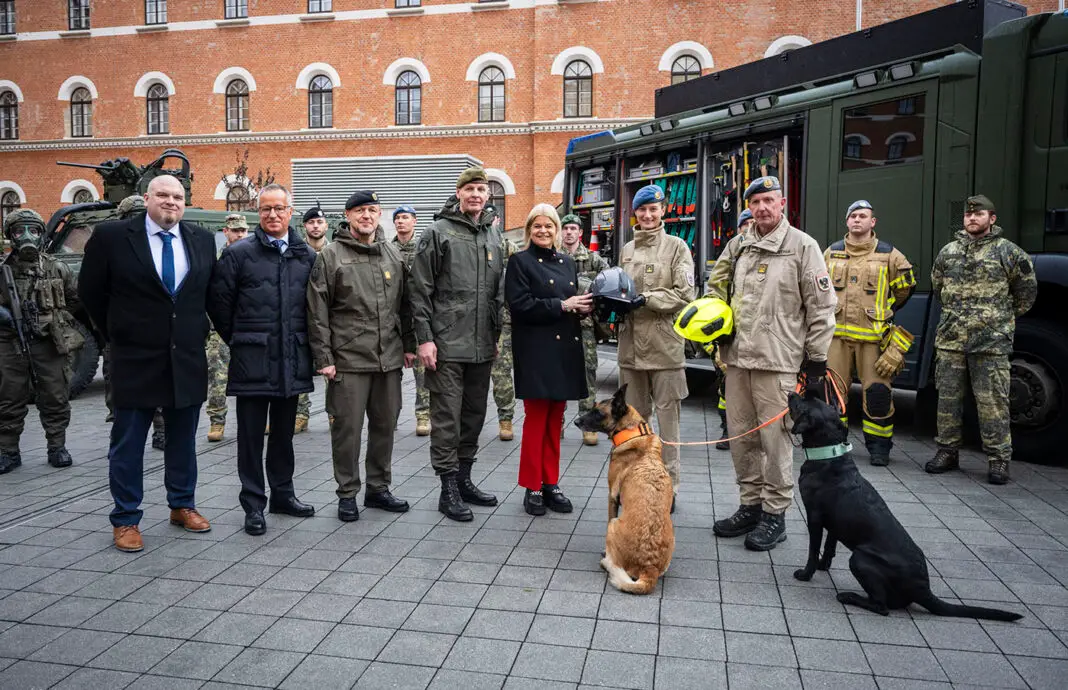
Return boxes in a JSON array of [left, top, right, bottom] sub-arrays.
[[787, 393, 1022, 621]]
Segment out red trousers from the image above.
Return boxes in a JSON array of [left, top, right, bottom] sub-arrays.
[[519, 399, 566, 490]]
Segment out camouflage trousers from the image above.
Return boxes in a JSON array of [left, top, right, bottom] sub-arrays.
[[578, 325, 599, 413], [297, 392, 311, 420], [410, 363, 430, 421], [205, 332, 230, 426], [103, 345, 165, 432], [934, 349, 1012, 461], [491, 322, 515, 421]]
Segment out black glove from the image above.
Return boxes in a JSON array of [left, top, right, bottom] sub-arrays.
[[630, 294, 647, 309], [801, 359, 827, 401]]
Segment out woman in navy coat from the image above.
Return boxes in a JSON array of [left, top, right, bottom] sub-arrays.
[[505, 204, 593, 515]]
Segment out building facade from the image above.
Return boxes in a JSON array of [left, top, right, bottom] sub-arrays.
[[0, 0, 1057, 228]]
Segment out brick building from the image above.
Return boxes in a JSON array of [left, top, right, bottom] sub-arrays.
[[0, 0, 1058, 229]]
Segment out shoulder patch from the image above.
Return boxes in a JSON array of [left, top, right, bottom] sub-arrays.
[[875, 240, 892, 254], [829, 251, 849, 259], [1020, 257, 1034, 275], [815, 272, 831, 292], [829, 240, 845, 251]]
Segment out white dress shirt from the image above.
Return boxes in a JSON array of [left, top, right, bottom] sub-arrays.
[[145, 214, 190, 289]]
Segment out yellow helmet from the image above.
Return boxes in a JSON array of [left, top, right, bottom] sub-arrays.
[[673, 297, 733, 343]]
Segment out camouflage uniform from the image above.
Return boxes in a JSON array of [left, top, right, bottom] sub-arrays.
[[929, 211, 1037, 477], [491, 239, 522, 422], [205, 331, 230, 426], [564, 242, 610, 413], [392, 233, 430, 422]]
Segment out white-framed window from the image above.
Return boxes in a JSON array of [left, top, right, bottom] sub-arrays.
[[226, 79, 249, 131], [563, 60, 592, 118]]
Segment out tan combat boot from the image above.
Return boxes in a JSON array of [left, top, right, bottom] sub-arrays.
[[416, 416, 431, 436], [583, 432, 599, 446], [207, 424, 225, 442], [294, 417, 308, 434], [499, 420, 514, 441]]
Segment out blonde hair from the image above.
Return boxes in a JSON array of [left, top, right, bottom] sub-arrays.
[[523, 203, 562, 249]]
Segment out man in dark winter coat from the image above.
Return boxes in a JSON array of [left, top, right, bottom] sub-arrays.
[[79, 175, 217, 553], [209, 183, 317, 536]]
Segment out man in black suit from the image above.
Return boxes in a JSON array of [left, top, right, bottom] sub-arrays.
[[208, 184, 316, 536], [79, 175, 215, 553]]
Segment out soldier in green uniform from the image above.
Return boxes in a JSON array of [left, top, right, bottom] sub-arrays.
[[559, 213, 610, 446], [205, 214, 249, 442], [293, 204, 330, 433], [391, 204, 432, 436], [0, 209, 83, 473], [926, 195, 1037, 484], [103, 195, 167, 449], [490, 226, 521, 442]]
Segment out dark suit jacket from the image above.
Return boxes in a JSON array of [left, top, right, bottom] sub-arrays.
[[79, 212, 216, 409]]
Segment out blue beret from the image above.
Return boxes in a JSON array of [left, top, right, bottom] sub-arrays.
[[743, 176, 782, 201], [738, 209, 753, 225], [345, 190, 380, 210], [632, 184, 666, 211], [845, 199, 873, 219], [393, 205, 417, 220]]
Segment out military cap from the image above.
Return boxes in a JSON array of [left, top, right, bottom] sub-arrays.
[[302, 204, 326, 224], [742, 176, 782, 201], [116, 195, 146, 217], [392, 205, 417, 220], [456, 166, 489, 189], [345, 190, 380, 210], [3, 208, 45, 234], [632, 184, 666, 211], [845, 199, 874, 219], [966, 195, 996, 213], [560, 213, 582, 228], [737, 208, 753, 225], [224, 213, 248, 230]]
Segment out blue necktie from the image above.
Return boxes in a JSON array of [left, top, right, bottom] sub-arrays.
[[272, 239, 285, 253], [160, 231, 175, 295]]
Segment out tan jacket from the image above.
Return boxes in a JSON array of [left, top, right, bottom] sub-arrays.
[[706, 217, 836, 373], [617, 224, 695, 370], [823, 233, 915, 343]]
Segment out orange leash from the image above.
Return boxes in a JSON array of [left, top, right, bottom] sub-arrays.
[[660, 367, 848, 448]]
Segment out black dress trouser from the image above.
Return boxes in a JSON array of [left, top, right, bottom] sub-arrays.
[[236, 395, 298, 514]]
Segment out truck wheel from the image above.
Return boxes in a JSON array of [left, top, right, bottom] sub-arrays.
[[1009, 318, 1067, 465], [67, 321, 100, 400]]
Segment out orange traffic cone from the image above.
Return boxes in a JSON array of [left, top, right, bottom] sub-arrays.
[[589, 229, 599, 252]]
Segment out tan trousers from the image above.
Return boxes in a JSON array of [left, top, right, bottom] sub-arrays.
[[619, 367, 687, 491], [827, 338, 895, 448], [725, 368, 796, 514]]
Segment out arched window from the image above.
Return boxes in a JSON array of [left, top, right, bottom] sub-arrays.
[[488, 181, 506, 227], [563, 60, 592, 118], [1, 191, 19, 226], [887, 135, 908, 162], [70, 87, 92, 138], [226, 79, 249, 131], [72, 189, 94, 204], [0, 91, 17, 140], [146, 83, 169, 135], [395, 70, 421, 126], [226, 185, 252, 211], [478, 66, 505, 123], [670, 55, 701, 85], [308, 75, 333, 129]]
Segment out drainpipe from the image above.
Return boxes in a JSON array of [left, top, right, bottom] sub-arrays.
[[856, 0, 862, 31]]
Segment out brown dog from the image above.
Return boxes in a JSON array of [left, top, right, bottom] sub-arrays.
[[575, 386, 674, 595]]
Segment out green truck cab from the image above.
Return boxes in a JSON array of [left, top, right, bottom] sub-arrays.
[[564, 1, 1068, 461]]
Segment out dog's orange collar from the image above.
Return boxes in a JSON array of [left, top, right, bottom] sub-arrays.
[[612, 422, 655, 447]]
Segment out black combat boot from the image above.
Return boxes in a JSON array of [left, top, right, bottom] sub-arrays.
[[337, 497, 360, 522], [744, 511, 787, 551], [988, 458, 1010, 485], [541, 484, 572, 513], [457, 460, 498, 506], [867, 437, 892, 467], [712, 504, 762, 538], [47, 447, 73, 468], [925, 447, 959, 474], [365, 490, 410, 513], [439, 472, 473, 522], [524, 488, 547, 516], [716, 409, 730, 451], [0, 449, 21, 474]]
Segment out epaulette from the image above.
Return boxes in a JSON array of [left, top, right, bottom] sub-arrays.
[[829, 240, 845, 251], [875, 240, 892, 254]]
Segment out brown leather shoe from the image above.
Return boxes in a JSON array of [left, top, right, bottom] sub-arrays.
[[113, 525, 144, 552], [169, 508, 211, 533]]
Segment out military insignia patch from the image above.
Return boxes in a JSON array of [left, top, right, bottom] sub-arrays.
[[384, 270, 392, 280], [830, 252, 848, 259], [763, 178, 774, 189], [815, 272, 831, 292], [371, 192, 379, 201], [487, 251, 493, 261], [850, 275, 858, 283], [646, 265, 655, 273], [686, 271, 694, 287], [757, 264, 768, 274]]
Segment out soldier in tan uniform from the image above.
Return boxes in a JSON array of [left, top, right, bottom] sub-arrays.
[[707, 176, 836, 551], [618, 184, 695, 506], [824, 200, 916, 466]]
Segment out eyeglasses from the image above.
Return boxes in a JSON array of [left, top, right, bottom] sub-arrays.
[[258, 206, 290, 216]]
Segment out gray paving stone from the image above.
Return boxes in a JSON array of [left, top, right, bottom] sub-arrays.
[[176, 583, 252, 611], [798, 669, 877, 690], [422, 580, 490, 607], [192, 611, 276, 646], [149, 640, 243, 680], [345, 598, 416, 629], [726, 663, 802, 690], [278, 653, 368, 690], [429, 668, 506, 690], [286, 592, 360, 623], [0, 623, 68, 658], [28, 628, 125, 666], [124, 674, 204, 690], [657, 599, 721, 629], [52, 666, 140, 689], [76, 573, 154, 600], [590, 620, 659, 655], [983, 621, 1068, 658], [367, 575, 436, 603], [135, 605, 220, 639], [538, 590, 602, 618], [315, 623, 395, 659], [783, 610, 855, 641], [0, 659, 77, 689], [443, 636, 521, 674], [0, 591, 63, 622], [793, 637, 870, 674], [721, 603, 787, 634], [228, 588, 303, 616], [502, 678, 577, 690], [80, 600, 167, 633], [123, 577, 201, 606], [527, 615, 595, 648], [861, 643, 947, 682], [250, 614, 335, 653], [87, 634, 184, 674], [652, 657, 726, 690], [849, 614, 925, 646], [465, 609, 534, 642], [211, 647, 305, 686], [657, 624, 726, 661], [442, 560, 503, 585], [356, 661, 436, 690], [480, 585, 544, 612], [262, 566, 331, 592], [26, 594, 113, 627], [209, 562, 280, 587], [378, 629, 457, 667], [932, 648, 1027, 688], [581, 649, 655, 690], [511, 643, 587, 683], [597, 594, 660, 623], [23, 568, 103, 596], [403, 603, 475, 635], [1008, 654, 1068, 690], [725, 631, 799, 668]]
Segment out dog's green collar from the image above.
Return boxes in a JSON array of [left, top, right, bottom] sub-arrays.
[[803, 443, 853, 461]]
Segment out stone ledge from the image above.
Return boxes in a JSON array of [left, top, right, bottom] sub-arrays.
[[214, 18, 251, 28], [299, 12, 336, 22], [58, 29, 91, 38], [135, 24, 169, 33], [386, 6, 426, 17], [470, 1, 509, 12]]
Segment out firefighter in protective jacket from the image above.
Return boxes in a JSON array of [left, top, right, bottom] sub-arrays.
[[823, 200, 916, 465]]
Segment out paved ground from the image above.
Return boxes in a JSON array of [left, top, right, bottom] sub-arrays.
[[2, 361, 1068, 690]]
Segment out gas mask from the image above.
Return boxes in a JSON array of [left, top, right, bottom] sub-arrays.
[[7, 221, 45, 263]]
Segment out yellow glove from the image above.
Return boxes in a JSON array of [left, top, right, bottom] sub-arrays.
[[874, 325, 914, 378]]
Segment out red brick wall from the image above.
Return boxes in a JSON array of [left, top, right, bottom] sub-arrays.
[[0, 0, 1059, 226]]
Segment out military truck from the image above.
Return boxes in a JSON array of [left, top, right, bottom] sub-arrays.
[[563, 0, 1068, 461], [45, 149, 258, 398]]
